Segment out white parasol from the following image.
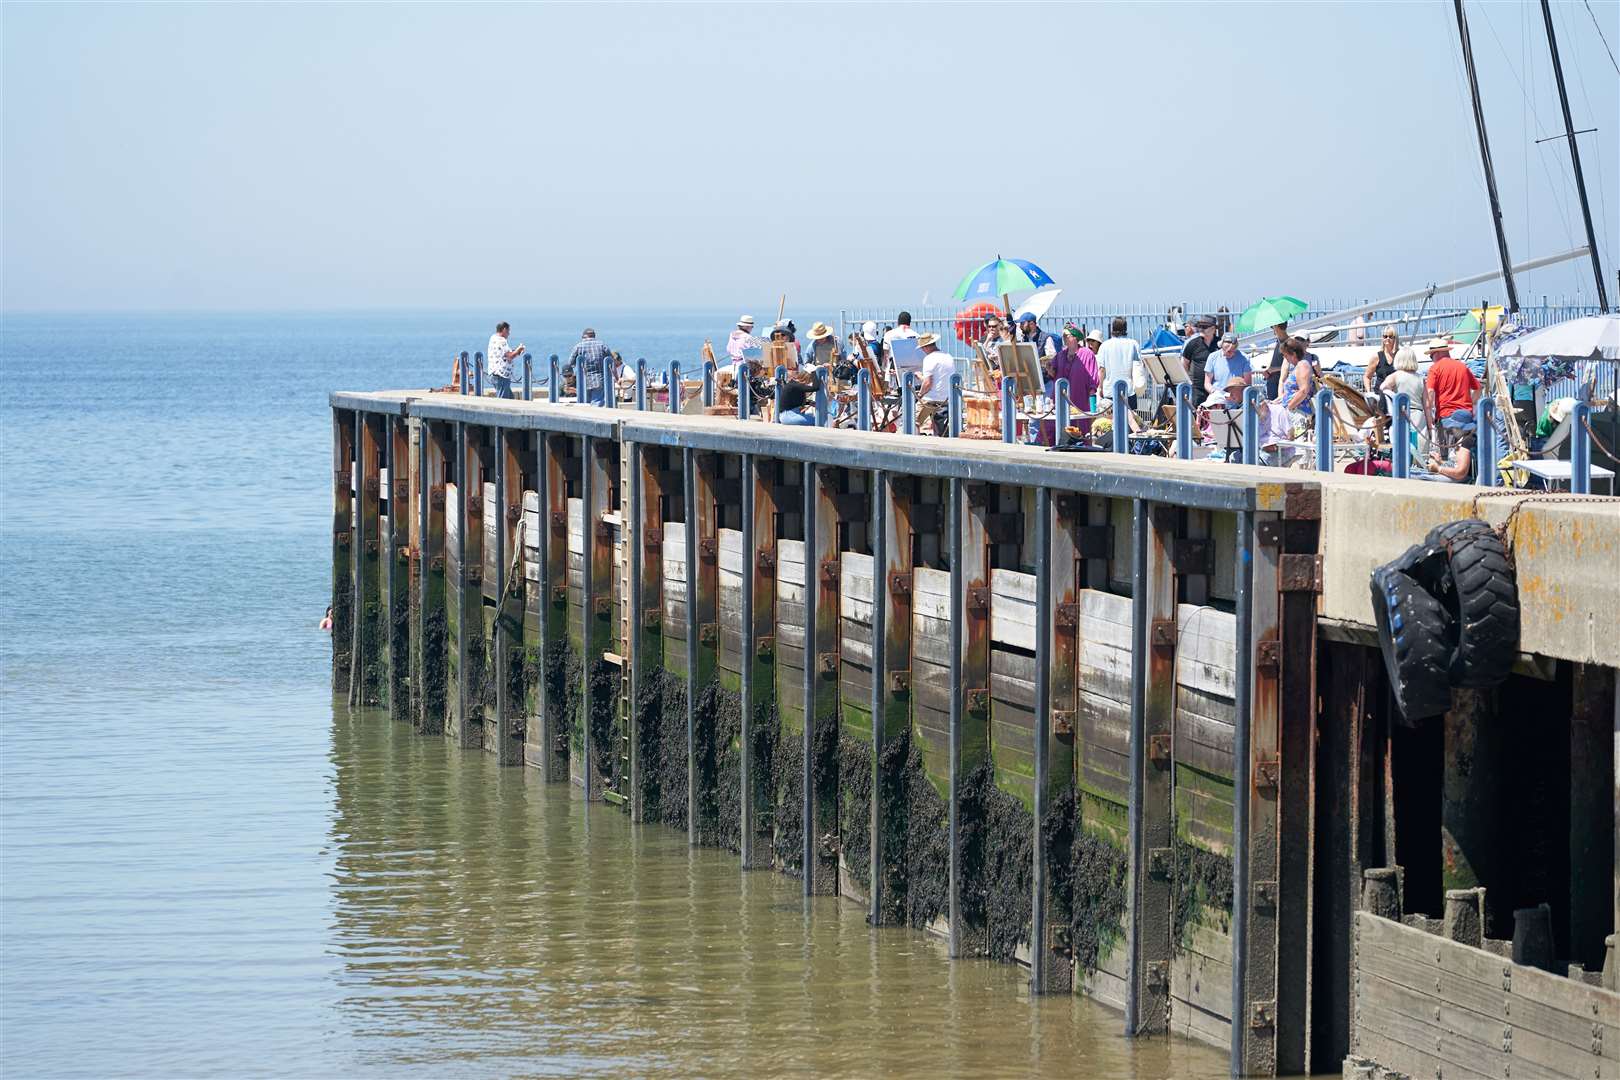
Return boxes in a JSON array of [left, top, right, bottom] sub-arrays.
[[1013, 287, 1063, 321], [1496, 314, 1620, 361]]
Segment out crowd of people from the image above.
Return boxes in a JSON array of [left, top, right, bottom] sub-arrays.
[[467, 310, 1490, 482]]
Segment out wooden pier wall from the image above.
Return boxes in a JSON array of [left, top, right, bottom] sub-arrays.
[[331, 391, 1619, 1078]]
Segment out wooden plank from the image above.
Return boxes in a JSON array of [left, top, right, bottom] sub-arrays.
[[990, 568, 1037, 650]]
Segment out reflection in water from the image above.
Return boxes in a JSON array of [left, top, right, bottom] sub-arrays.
[[328, 708, 1226, 1078]]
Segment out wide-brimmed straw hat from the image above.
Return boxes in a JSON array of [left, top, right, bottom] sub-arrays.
[[1424, 337, 1453, 354], [738, 314, 755, 328], [1084, 327, 1103, 344], [917, 332, 940, 347], [807, 321, 833, 341]]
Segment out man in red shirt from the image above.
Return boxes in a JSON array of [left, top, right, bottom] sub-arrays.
[[1423, 338, 1481, 436]]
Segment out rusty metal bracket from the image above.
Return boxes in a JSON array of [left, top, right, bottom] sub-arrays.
[[1151, 618, 1176, 650], [467, 498, 481, 520], [888, 669, 910, 694], [364, 539, 379, 556], [1249, 1001, 1275, 1029], [1077, 525, 1112, 559], [363, 476, 380, 497], [888, 571, 912, 597], [644, 526, 662, 551], [1145, 959, 1169, 991], [551, 585, 567, 604], [642, 608, 660, 629], [1171, 537, 1214, 576], [393, 481, 409, 505], [1256, 520, 1283, 548], [430, 555, 445, 573], [1284, 483, 1322, 521], [1151, 504, 1178, 531], [1279, 553, 1322, 592], [430, 485, 446, 510], [593, 596, 610, 616], [1148, 847, 1174, 879], [396, 546, 410, 563], [755, 635, 774, 659], [1255, 756, 1280, 791], [819, 559, 840, 587], [506, 504, 522, 523], [967, 585, 990, 614], [1149, 733, 1171, 766], [1254, 880, 1277, 910], [965, 482, 994, 508], [334, 530, 351, 549], [594, 519, 613, 541], [550, 510, 566, 529], [1256, 638, 1280, 672], [466, 566, 482, 585], [1053, 709, 1075, 737], [1055, 602, 1079, 631], [699, 536, 718, 562], [699, 623, 717, 645], [966, 687, 989, 714], [757, 550, 775, 576], [817, 652, 838, 676]]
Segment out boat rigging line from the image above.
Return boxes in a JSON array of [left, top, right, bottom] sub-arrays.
[[1539, 0, 1611, 311]]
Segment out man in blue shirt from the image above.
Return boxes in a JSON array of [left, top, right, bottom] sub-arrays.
[[1204, 333, 1252, 398]]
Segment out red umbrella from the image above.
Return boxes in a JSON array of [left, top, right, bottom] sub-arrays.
[[954, 302, 1001, 345]]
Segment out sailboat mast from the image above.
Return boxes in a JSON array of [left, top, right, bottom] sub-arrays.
[[1453, 0, 1521, 313], [1539, 0, 1610, 312]]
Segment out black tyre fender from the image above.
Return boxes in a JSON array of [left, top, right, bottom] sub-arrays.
[[1424, 520, 1520, 689], [1370, 564, 1454, 724]]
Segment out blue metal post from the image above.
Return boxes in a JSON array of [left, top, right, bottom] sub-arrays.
[[575, 355, 586, 405], [901, 372, 917, 435], [1314, 388, 1334, 472], [949, 374, 964, 437], [1055, 378, 1071, 444], [668, 362, 682, 414], [1176, 382, 1193, 460], [1477, 397, 1497, 487], [737, 369, 750, 420], [1112, 380, 1129, 454], [1572, 402, 1592, 493], [458, 352, 469, 396], [703, 361, 716, 407], [774, 365, 788, 422], [813, 369, 829, 427], [635, 359, 648, 411], [1242, 386, 1262, 467], [522, 354, 532, 401], [1001, 377, 1016, 444], [857, 368, 871, 431], [547, 355, 559, 404], [1391, 392, 1411, 478], [474, 353, 484, 397]]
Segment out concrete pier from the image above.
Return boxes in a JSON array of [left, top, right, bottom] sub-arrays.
[[331, 388, 1620, 1078]]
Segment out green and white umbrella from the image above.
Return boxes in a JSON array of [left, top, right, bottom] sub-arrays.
[[1232, 295, 1309, 335]]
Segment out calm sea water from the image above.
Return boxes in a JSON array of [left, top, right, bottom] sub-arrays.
[[0, 312, 1225, 1077]]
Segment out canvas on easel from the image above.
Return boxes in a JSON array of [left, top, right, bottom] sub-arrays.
[[1142, 348, 1190, 388], [997, 342, 1043, 398]]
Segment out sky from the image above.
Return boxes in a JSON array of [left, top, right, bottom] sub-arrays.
[[3, 1, 1617, 314]]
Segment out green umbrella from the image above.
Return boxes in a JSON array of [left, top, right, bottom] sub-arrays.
[[1232, 295, 1309, 335], [951, 257, 1056, 305]]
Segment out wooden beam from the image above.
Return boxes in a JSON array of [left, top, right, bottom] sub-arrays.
[[491, 428, 524, 765], [387, 415, 413, 724], [805, 464, 847, 894], [629, 443, 666, 822], [952, 478, 993, 957], [534, 433, 570, 780], [741, 454, 777, 869], [1128, 502, 1177, 1034], [1240, 509, 1283, 1076], [331, 410, 355, 697], [1035, 492, 1081, 995], [872, 471, 914, 922], [451, 423, 486, 749], [581, 434, 615, 799], [356, 412, 385, 707], [416, 421, 449, 736]]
